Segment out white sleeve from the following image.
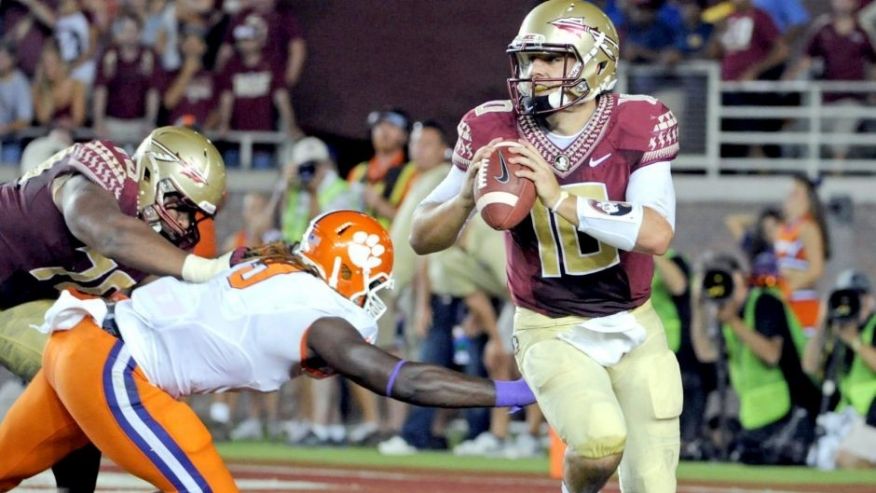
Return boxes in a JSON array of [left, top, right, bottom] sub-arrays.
[[626, 161, 676, 231], [419, 166, 467, 206]]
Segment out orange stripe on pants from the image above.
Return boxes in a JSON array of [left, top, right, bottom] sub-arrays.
[[0, 318, 236, 492]]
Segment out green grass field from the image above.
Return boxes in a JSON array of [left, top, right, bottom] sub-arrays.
[[217, 441, 876, 485]]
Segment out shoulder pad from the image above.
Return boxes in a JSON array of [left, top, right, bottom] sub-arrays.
[[615, 94, 679, 166], [452, 100, 519, 171]]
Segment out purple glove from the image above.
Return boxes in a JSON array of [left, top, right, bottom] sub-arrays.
[[494, 378, 536, 408]]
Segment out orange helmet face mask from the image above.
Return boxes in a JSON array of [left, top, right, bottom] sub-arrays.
[[297, 211, 394, 319]]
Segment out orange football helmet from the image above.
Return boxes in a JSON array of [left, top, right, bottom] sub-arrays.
[[297, 210, 394, 319]]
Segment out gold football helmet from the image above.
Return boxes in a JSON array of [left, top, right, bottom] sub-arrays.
[[133, 126, 226, 250], [507, 0, 620, 115]]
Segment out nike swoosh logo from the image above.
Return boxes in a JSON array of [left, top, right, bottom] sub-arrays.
[[495, 152, 510, 184], [589, 154, 611, 167]]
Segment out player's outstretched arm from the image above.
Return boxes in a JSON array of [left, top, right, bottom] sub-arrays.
[[307, 317, 535, 409], [56, 175, 229, 281]]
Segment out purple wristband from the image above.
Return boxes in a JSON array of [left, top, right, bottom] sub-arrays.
[[494, 378, 536, 407], [385, 360, 407, 397]]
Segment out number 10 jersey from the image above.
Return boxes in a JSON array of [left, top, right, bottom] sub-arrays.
[[452, 93, 679, 318]]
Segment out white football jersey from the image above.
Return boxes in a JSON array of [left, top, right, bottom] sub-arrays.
[[114, 261, 377, 397]]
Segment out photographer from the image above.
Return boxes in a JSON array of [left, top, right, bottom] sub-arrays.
[[804, 270, 876, 469], [273, 137, 353, 243], [701, 253, 820, 464]]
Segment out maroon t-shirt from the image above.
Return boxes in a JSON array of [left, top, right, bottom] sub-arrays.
[[452, 94, 679, 318], [0, 0, 58, 77], [217, 55, 282, 131], [162, 68, 217, 126], [95, 46, 160, 119], [223, 8, 304, 71], [0, 140, 146, 308], [806, 19, 876, 101], [720, 8, 781, 81]]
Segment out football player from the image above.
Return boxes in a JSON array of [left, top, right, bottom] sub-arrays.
[[410, 1, 681, 492], [0, 211, 536, 492], [0, 126, 228, 492]]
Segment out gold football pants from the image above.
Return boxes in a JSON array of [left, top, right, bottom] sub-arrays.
[[513, 300, 681, 493], [0, 300, 52, 382]]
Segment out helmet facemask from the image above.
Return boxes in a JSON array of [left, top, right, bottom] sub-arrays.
[[134, 126, 226, 250], [140, 179, 205, 250], [506, 3, 621, 116]]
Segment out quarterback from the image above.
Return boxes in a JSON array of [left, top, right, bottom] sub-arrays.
[[0, 211, 536, 492], [411, 1, 681, 492], [0, 126, 229, 491]]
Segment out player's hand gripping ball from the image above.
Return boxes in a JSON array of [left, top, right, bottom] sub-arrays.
[[474, 142, 536, 230]]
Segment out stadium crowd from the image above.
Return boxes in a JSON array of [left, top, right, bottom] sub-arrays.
[[0, 0, 874, 477]]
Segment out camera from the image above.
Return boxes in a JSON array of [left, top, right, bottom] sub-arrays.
[[297, 161, 317, 184], [826, 288, 861, 324], [702, 267, 734, 302]]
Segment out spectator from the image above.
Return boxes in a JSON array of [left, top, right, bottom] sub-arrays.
[[52, 0, 98, 86], [347, 109, 416, 228], [217, 0, 307, 88], [216, 14, 301, 169], [13, 0, 98, 86], [0, 42, 33, 165], [619, 1, 682, 65], [273, 137, 352, 243], [126, 0, 182, 71], [711, 0, 789, 158], [712, 0, 788, 83], [784, 0, 876, 161], [804, 270, 876, 469], [754, 0, 810, 47], [2, 0, 54, 77], [378, 121, 453, 440], [775, 174, 831, 335], [175, 0, 229, 70], [346, 111, 416, 443], [93, 13, 160, 146], [32, 40, 86, 131], [81, 0, 117, 41], [161, 25, 219, 128], [697, 253, 821, 465], [724, 206, 783, 265], [674, 0, 715, 59], [384, 121, 453, 346]]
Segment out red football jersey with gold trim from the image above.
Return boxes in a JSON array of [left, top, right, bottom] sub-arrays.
[[452, 94, 679, 318], [0, 140, 146, 308]]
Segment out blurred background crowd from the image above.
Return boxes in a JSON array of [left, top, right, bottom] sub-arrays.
[[0, 0, 875, 472]]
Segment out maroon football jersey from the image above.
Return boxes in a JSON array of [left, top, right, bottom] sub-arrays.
[[0, 140, 146, 308], [452, 94, 679, 318]]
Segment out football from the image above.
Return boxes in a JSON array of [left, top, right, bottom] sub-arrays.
[[474, 142, 537, 230]]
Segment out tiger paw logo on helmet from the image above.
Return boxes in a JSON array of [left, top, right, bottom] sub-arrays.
[[348, 231, 386, 270]]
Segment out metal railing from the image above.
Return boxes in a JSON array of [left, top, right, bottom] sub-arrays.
[[618, 62, 876, 178]]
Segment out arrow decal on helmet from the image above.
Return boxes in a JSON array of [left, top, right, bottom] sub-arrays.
[[152, 140, 209, 185], [549, 17, 595, 39]]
